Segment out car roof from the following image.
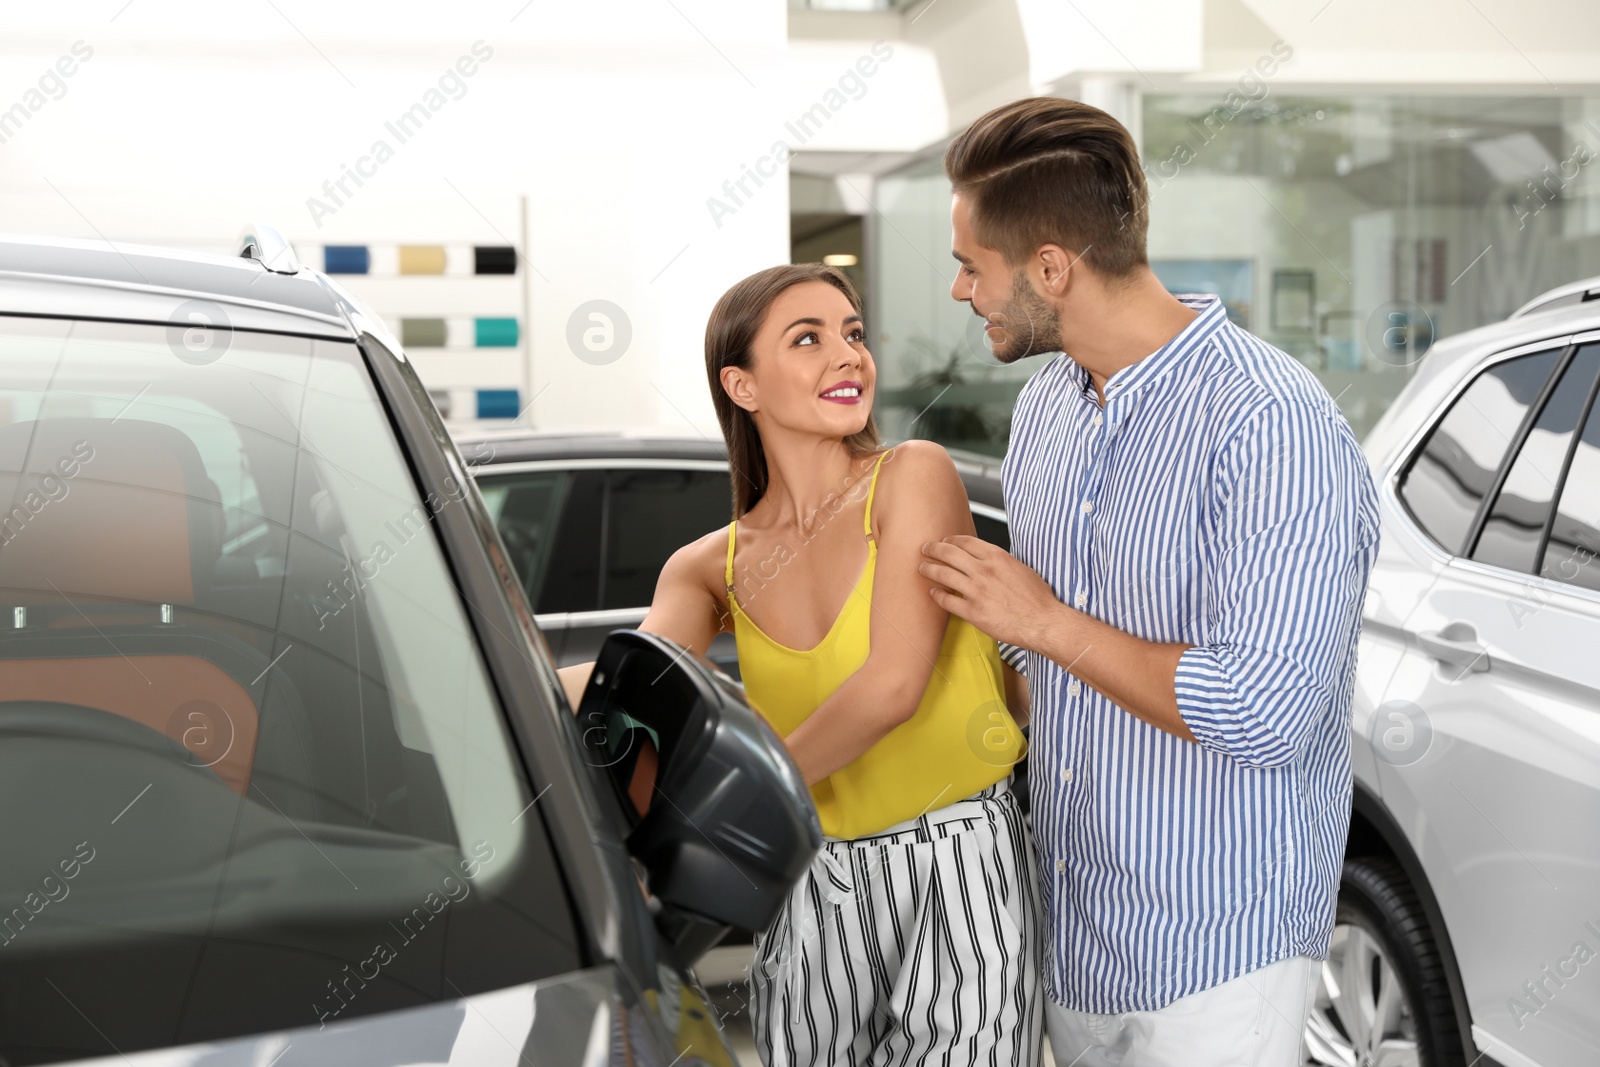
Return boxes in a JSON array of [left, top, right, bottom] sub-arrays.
[[1510, 274, 1600, 318], [458, 426, 1008, 506], [1361, 294, 1600, 468], [457, 426, 731, 464], [0, 232, 351, 338]]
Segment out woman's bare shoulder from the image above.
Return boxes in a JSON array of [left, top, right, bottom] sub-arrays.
[[868, 440, 970, 534], [875, 441, 966, 504], [661, 522, 734, 594]]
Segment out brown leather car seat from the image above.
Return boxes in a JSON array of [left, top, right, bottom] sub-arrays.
[[0, 417, 257, 794]]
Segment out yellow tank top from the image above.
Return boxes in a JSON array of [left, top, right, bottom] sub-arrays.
[[723, 448, 1026, 840]]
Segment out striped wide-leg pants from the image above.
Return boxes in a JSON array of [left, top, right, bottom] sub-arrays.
[[749, 778, 1042, 1067]]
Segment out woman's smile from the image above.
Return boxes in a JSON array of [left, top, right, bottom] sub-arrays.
[[820, 379, 863, 404]]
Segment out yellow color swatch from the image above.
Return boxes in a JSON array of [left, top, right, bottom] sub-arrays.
[[398, 245, 447, 275]]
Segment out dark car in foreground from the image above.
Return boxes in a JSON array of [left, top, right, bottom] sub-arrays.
[[0, 229, 816, 1066]]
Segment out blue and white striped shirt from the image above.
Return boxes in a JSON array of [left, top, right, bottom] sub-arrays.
[[996, 294, 1379, 1013]]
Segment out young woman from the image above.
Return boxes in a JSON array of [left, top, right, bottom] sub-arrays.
[[562, 263, 1041, 1066]]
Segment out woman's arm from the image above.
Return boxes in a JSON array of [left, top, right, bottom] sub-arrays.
[[556, 664, 591, 711], [782, 441, 973, 785], [637, 535, 730, 658], [555, 532, 729, 712]]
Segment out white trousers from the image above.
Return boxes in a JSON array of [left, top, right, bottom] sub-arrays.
[[750, 778, 1043, 1067], [1044, 954, 1319, 1067]]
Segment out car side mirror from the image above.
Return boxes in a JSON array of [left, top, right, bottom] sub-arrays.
[[576, 630, 820, 956]]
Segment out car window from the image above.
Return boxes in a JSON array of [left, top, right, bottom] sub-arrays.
[[603, 468, 730, 610], [1542, 354, 1600, 593], [1473, 346, 1600, 573], [479, 469, 571, 610], [0, 317, 581, 1061], [1397, 348, 1562, 555], [537, 469, 604, 612]]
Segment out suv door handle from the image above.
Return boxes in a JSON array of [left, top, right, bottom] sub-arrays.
[[1416, 622, 1491, 674]]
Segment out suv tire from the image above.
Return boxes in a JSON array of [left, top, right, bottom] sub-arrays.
[[1303, 856, 1467, 1066]]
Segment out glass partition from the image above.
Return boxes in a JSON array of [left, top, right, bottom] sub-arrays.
[[873, 154, 1035, 458], [870, 93, 1600, 451]]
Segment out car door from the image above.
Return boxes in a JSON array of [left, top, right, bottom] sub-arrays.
[[1381, 334, 1600, 1067]]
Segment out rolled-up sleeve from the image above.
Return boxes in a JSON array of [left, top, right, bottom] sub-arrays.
[[1174, 400, 1379, 768], [998, 640, 1028, 676]]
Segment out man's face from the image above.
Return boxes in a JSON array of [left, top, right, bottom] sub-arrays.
[[949, 193, 1063, 364]]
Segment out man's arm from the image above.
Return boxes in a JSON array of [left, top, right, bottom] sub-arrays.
[[1166, 402, 1378, 766], [920, 401, 1378, 765], [918, 549, 1194, 741]]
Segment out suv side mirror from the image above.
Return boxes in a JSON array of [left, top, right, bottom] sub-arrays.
[[576, 630, 820, 951]]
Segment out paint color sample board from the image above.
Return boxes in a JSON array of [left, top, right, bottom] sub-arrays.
[[312, 241, 524, 426]]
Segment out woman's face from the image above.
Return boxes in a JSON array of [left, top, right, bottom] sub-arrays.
[[730, 280, 875, 440]]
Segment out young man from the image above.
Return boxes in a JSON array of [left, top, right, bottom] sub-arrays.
[[917, 97, 1380, 1066]]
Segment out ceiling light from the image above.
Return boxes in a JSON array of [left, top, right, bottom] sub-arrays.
[[823, 254, 858, 267]]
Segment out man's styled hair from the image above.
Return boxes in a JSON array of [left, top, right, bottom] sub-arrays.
[[944, 97, 1149, 277]]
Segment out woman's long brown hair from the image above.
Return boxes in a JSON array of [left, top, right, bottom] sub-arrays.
[[704, 263, 881, 517]]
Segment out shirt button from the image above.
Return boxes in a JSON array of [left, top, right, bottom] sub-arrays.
[[1073, 590, 1087, 608], [1067, 680, 1081, 697], [1091, 412, 1104, 428], [1080, 500, 1093, 516], [1054, 858, 1066, 873], [1061, 767, 1074, 783]]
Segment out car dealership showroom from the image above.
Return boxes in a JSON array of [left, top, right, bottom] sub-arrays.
[[2, 2, 1599, 1065]]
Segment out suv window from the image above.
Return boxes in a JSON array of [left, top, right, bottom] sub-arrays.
[[1473, 345, 1600, 573], [0, 317, 581, 1061], [603, 468, 730, 610], [1398, 348, 1562, 554], [1541, 352, 1600, 593]]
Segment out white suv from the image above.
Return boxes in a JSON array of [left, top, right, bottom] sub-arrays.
[[1327, 281, 1600, 1067]]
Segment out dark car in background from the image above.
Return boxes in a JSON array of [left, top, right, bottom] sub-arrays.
[[456, 426, 1020, 1017], [455, 426, 1012, 679]]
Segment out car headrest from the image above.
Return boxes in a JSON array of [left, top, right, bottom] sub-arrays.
[[0, 418, 224, 608]]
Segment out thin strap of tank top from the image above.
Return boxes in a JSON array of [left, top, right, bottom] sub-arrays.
[[726, 448, 892, 595], [862, 448, 892, 542]]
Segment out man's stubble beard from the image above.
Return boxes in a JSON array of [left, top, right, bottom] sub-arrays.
[[983, 269, 1063, 365]]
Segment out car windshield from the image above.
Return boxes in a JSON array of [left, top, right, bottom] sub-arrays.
[[0, 315, 581, 1060]]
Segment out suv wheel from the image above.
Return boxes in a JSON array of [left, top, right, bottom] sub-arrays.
[[1303, 857, 1465, 1067]]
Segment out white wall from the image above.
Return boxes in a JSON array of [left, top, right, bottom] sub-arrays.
[[786, 0, 1203, 154], [1230, 0, 1600, 88], [786, 0, 1600, 157], [0, 1, 790, 434]]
